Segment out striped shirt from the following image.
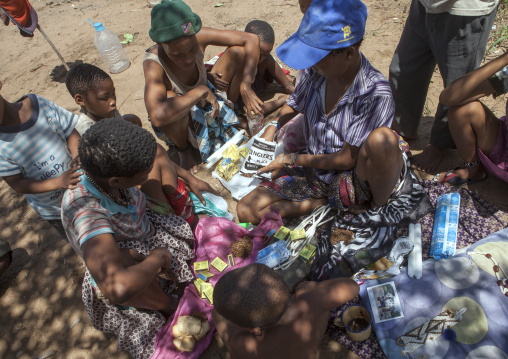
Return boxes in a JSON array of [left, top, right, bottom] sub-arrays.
[[61, 174, 154, 257], [287, 52, 395, 184], [0, 94, 77, 219]]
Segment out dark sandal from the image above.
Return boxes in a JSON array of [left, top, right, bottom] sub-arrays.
[[434, 169, 487, 188]]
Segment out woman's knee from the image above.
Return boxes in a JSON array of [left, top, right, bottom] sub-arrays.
[[364, 127, 399, 159]]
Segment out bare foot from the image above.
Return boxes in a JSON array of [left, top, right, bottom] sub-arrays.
[[412, 144, 447, 172], [434, 165, 486, 185], [178, 147, 199, 175]]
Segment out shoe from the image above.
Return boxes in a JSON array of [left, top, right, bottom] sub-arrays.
[[433, 169, 487, 188]]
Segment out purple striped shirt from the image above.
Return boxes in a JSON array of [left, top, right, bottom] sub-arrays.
[[287, 52, 395, 184]]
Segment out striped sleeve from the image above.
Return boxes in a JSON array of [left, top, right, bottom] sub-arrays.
[[72, 207, 115, 248], [37, 96, 78, 137], [287, 69, 313, 113], [344, 95, 395, 147]]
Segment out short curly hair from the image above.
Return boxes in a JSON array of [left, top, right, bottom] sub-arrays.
[[65, 63, 110, 97], [213, 263, 290, 328], [245, 20, 275, 45], [79, 118, 157, 179]]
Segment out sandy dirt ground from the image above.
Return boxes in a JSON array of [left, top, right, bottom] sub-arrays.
[[0, 0, 507, 358]]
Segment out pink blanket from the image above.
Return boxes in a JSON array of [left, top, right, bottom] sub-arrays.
[[151, 211, 282, 359]]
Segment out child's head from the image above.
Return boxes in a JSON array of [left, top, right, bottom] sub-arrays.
[[213, 263, 290, 330], [298, 0, 313, 14], [245, 20, 275, 63], [66, 63, 117, 120], [79, 118, 157, 187]]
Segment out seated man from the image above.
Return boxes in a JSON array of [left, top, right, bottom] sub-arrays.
[[143, 0, 263, 172], [238, 0, 405, 224], [212, 263, 359, 359]]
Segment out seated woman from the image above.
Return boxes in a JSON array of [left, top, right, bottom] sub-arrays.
[[238, 0, 406, 224], [62, 118, 194, 359], [435, 51, 508, 185], [143, 0, 264, 172]]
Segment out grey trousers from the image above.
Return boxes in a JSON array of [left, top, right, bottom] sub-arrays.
[[389, 0, 497, 148]]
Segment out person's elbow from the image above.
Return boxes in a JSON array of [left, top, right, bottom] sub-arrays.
[[102, 276, 134, 304]]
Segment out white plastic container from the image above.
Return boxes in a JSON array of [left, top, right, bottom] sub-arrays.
[[88, 19, 130, 74]]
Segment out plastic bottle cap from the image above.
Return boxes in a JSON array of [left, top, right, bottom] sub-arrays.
[[87, 18, 104, 31], [443, 328, 456, 341], [93, 22, 105, 32]]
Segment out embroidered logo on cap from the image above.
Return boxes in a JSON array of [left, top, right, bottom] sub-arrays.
[[337, 25, 354, 43], [181, 22, 195, 36]]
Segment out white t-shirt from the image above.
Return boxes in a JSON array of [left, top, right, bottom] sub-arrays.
[[0, 95, 77, 219], [419, 0, 499, 16], [75, 110, 123, 136]]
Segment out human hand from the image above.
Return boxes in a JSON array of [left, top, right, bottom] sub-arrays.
[[260, 124, 277, 142], [185, 175, 219, 205], [151, 247, 173, 270], [257, 153, 284, 179], [207, 72, 229, 92], [57, 163, 82, 190], [198, 87, 220, 118], [240, 83, 264, 120]]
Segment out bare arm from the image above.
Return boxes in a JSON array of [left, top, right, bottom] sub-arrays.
[[66, 129, 81, 160], [82, 233, 171, 304], [172, 161, 219, 204], [2, 165, 82, 194], [197, 27, 263, 117], [298, 278, 359, 310], [143, 59, 217, 127], [440, 51, 508, 106], [258, 142, 359, 179], [260, 103, 299, 141]]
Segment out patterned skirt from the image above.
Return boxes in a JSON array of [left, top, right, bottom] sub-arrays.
[[81, 211, 195, 359], [261, 132, 410, 211]]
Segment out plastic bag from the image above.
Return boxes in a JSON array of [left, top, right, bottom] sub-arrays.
[[212, 125, 283, 200], [189, 191, 234, 221], [255, 240, 291, 268]]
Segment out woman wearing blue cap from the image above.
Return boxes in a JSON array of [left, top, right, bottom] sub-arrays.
[[238, 0, 416, 223]]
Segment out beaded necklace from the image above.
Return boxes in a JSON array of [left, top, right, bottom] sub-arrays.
[[85, 172, 132, 207], [468, 251, 508, 297]]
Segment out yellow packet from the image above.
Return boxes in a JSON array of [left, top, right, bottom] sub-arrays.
[[203, 285, 214, 304], [223, 144, 241, 164], [201, 282, 212, 299], [194, 261, 209, 272], [217, 160, 239, 182], [274, 226, 290, 240], [194, 278, 205, 296], [239, 146, 249, 158], [211, 257, 228, 272], [299, 243, 317, 263], [290, 228, 306, 241]]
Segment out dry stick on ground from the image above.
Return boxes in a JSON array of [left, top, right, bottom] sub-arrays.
[[36, 24, 70, 71]]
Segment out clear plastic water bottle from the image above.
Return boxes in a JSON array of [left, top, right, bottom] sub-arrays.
[[248, 114, 264, 136], [88, 19, 130, 74]]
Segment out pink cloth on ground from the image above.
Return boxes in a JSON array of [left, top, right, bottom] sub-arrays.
[[151, 211, 283, 359], [478, 115, 508, 183]]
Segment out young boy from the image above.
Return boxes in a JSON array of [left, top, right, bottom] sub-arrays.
[[0, 79, 81, 239], [65, 63, 142, 135], [244, 20, 294, 114], [212, 263, 359, 359], [65, 63, 216, 227]]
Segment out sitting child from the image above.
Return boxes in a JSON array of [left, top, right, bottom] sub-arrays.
[[62, 118, 195, 359], [65, 63, 216, 227], [240, 20, 295, 114], [435, 51, 508, 185], [212, 263, 359, 359], [0, 79, 81, 240]]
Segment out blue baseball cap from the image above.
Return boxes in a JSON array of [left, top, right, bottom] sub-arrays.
[[276, 0, 367, 70]]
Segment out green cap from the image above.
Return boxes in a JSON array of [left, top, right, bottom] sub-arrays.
[[149, 0, 202, 43]]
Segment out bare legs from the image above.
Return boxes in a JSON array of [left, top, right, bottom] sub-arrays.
[[117, 248, 178, 318], [238, 127, 403, 223], [436, 101, 499, 181]]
